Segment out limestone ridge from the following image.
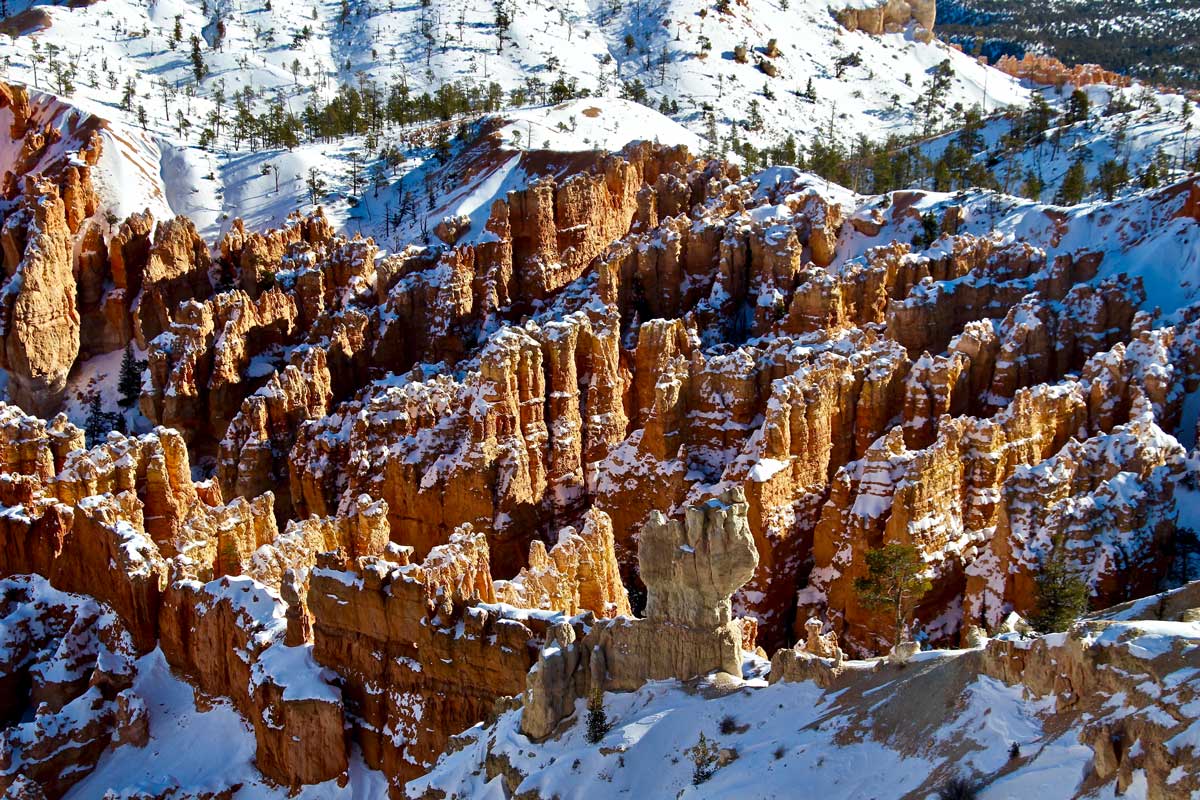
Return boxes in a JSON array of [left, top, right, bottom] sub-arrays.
[[521, 489, 759, 740]]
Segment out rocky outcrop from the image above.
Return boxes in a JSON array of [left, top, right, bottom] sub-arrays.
[[495, 508, 632, 618], [0, 180, 79, 417], [219, 209, 335, 297], [993, 52, 1131, 89], [291, 303, 630, 576], [965, 391, 1186, 632], [520, 490, 758, 740], [217, 346, 334, 519], [836, 0, 937, 38], [307, 534, 540, 790], [141, 288, 298, 443], [247, 493, 390, 588], [980, 607, 1200, 800], [0, 405, 359, 791], [805, 311, 1197, 654], [130, 216, 213, 348], [159, 574, 349, 788], [0, 575, 146, 798]]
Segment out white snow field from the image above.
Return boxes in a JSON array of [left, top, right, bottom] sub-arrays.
[[0, 0, 1032, 241]]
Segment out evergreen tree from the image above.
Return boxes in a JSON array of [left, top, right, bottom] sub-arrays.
[[1030, 553, 1089, 633], [1022, 93, 1056, 141], [84, 394, 110, 448], [1172, 527, 1199, 583], [1056, 159, 1088, 205], [1021, 169, 1045, 201], [801, 77, 816, 104], [853, 543, 932, 647], [913, 210, 940, 249], [493, 0, 511, 52], [118, 343, 142, 409], [688, 732, 720, 785], [585, 687, 609, 744], [305, 167, 327, 207], [190, 35, 206, 82], [1065, 88, 1091, 125], [1094, 158, 1130, 200], [1140, 159, 1162, 190]]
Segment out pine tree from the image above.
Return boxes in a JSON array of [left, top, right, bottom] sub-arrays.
[[1141, 159, 1162, 190], [1030, 553, 1089, 633], [688, 732, 720, 785], [190, 35, 206, 82], [585, 687, 609, 744], [1065, 88, 1091, 125], [913, 210, 940, 250], [853, 543, 932, 647], [802, 77, 816, 104], [118, 344, 142, 409], [1094, 158, 1130, 200], [306, 167, 327, 207], [1056, 159, 1088, 205], [84, 394, 110, 448], [1021, 169, 1045, 201]]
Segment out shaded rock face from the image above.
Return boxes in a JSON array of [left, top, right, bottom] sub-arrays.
[[305, 507, 633, 793], [159, 574, 349, 788], [0, 575, 145, 798], [307, 536, 533, 789], [519, 490, 759, 741]]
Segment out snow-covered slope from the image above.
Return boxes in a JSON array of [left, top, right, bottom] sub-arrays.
[[410, 588, 1200, 800], [919, 82, 1198, 204], [0, 0, 1031, 240], [63, 648, 389, 799]]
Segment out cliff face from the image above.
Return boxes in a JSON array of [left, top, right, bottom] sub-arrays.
[[307, 536, 533, 789], [0, 575, 146, 799], [0, 179, 80, 417]]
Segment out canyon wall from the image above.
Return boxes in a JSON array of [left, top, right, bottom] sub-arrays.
[[1, 90, 1199, 794]]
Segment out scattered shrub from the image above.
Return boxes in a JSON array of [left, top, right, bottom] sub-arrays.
[[938, 777, 979, 800]]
